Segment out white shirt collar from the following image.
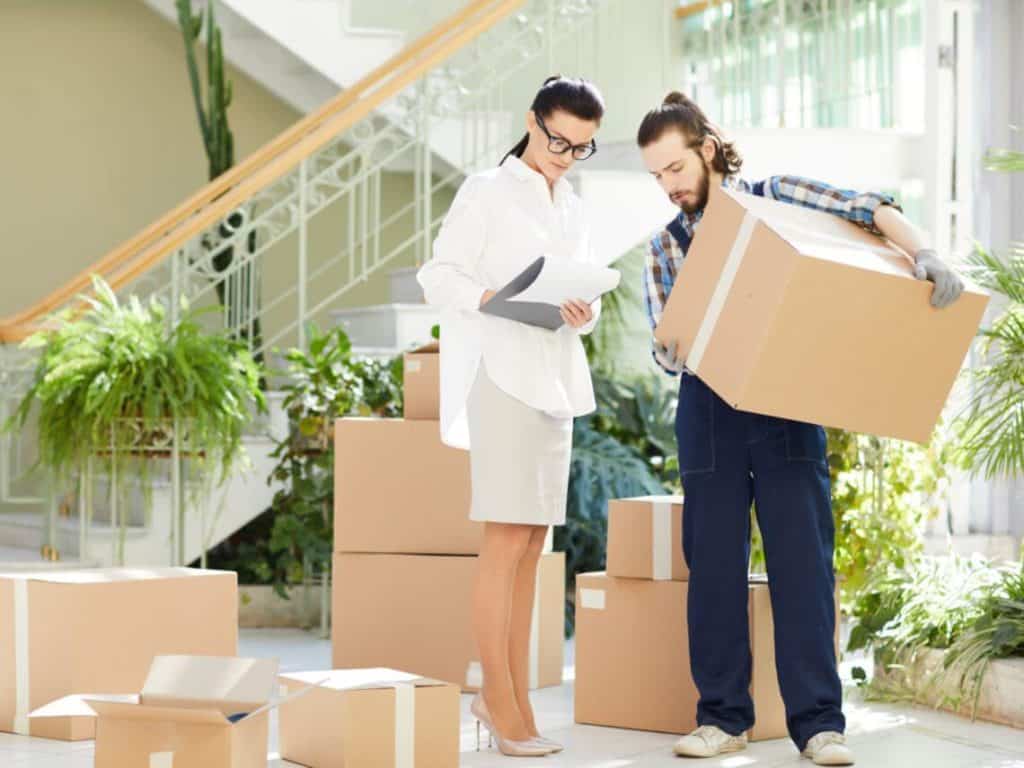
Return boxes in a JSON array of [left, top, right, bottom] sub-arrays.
[[502, 155, 572, 203]]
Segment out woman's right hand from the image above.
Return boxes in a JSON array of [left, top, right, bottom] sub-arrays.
[[479, 289, 497, 307]]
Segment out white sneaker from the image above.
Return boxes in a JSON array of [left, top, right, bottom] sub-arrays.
[[802, 731, 855, 765], [673, 725, 748, 758]]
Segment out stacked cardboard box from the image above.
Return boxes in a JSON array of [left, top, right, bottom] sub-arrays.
[[575, 496, 838, 742], [332, 343, 564, 692]]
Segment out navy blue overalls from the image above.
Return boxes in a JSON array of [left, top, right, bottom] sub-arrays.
[[666, 217, 844, 750]]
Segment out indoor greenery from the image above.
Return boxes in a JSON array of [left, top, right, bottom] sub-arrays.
[[952, 148, 1024, 480], [8, 276, 265, 559], [176, 0, 264, 359], [848, 553, 1024, 719], [204, 324, 402, 597]]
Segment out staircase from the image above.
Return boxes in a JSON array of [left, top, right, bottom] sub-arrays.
[[0, 0, 947, 569]]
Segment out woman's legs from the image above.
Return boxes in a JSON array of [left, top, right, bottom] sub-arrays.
[[508, 525, 548, 737], [473, 521, 536, 740]]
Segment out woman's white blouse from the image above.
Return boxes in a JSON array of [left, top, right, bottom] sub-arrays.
[[416, 155, 601, 449]]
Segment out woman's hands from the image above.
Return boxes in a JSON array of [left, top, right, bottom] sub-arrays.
[[560, 298, 594, 329]]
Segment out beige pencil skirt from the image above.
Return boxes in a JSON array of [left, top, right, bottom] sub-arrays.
[[465, 361, 573, 526]]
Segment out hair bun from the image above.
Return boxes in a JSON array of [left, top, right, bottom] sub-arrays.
[[662, 91, 689, 107]]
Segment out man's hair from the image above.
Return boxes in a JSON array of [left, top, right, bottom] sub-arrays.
[[636, 91, 742, 176]]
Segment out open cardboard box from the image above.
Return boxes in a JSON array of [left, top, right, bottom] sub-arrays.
[[31, 656, 279, 768]]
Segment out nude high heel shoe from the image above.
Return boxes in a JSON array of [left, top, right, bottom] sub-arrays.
[[470, 694, 554, 757]]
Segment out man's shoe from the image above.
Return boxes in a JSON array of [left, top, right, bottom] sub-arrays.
[[802, 731, 854, 766], [673, 725, 748, 758]]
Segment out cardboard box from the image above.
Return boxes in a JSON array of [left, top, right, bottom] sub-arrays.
[[403, 341, 440, 420], [654, 186, 989, 444], [31, 655, 276, 768], [0, 567, 237, 740], [334, 418, 481, 555], [574, 573, 839, 741], [279, 668, 460, 768], [333, 552, 564, 691], [606, 496, 687, 581]]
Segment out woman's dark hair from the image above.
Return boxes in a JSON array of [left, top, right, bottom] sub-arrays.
[[501, 75, 605, 165], [636, 91, 742, 176]]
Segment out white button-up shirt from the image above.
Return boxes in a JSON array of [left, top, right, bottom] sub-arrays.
[[417, 155, 601, 449]]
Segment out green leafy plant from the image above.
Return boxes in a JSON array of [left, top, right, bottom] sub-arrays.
[[8, 276, 265, 560], [206, 324, 402, 597], [938, 562, 1024, 717], [848, 554, 1024, 717], [951, 147, 1024, 478]]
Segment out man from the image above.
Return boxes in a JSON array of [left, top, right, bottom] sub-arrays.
[[637, 91, 964, 766]]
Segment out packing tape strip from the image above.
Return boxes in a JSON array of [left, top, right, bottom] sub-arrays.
[[14, 579, 29, 735], [406, 360, 422, 373], [579, 588, 606, 610], [150, 752, 174, 768], [393, 682, 415, 768], [687, 211, 757, 374], [651, 501, 673, 581]]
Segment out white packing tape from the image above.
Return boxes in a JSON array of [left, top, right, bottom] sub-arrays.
[[14, 579, 29, 736], [687, 211, 757, 373], [651, 501, 673, 581], [579, 588, 606, 610], [149, 752, 174, 768], [406, 360, 422, 373], [393, 682, 415, 768]]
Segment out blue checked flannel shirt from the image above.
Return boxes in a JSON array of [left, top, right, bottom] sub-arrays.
[[642, 175, 901, 376]]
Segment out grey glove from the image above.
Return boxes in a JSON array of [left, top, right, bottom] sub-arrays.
[[913, 249, 964, 308]]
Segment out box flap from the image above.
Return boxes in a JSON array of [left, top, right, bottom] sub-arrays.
[[87, 699, 231, 726], [142, 656, 278, 709], [280, 668, 446, 692], [30, 694, 138, 719]]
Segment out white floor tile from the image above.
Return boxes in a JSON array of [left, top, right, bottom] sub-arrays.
[[2, 629, 1019, 766]]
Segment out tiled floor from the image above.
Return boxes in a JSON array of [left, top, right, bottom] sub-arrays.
[[2, 629, 1021, 767]]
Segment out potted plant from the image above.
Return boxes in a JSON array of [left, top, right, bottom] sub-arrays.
[[7, 276, 265, 565]]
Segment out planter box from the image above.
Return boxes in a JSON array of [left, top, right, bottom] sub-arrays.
[[874, 648, 1024, 729], [238, 585, 324, 628]]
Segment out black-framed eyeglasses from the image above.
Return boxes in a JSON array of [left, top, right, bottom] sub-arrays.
[[536, 114, 597, 161]]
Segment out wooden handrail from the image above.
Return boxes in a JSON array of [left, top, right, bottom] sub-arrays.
[[0, 0, 523, 343], [674, 1, 715, 20]]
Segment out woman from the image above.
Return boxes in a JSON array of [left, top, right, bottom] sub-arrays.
[[417, 76, 605, 757]]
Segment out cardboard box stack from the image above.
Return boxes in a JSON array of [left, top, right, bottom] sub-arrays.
[[0, 567, 238, 741], [333, 342, 564, 692], [574, 496, 838, 742], [654, 186, 989, 444]]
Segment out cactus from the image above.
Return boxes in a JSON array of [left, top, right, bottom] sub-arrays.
[[176, 0, 234, 179], [175, 1, 264, 372]]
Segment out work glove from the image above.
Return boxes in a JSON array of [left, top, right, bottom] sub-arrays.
[[913, 249, 964, 309]]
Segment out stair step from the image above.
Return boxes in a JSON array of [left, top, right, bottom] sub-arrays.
[[330, 303, 438, 350]]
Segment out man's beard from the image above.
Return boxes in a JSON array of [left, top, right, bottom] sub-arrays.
[[675, 158, 711, 215]]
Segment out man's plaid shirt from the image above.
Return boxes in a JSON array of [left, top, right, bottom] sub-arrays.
[[642, 174, 901, 376]]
